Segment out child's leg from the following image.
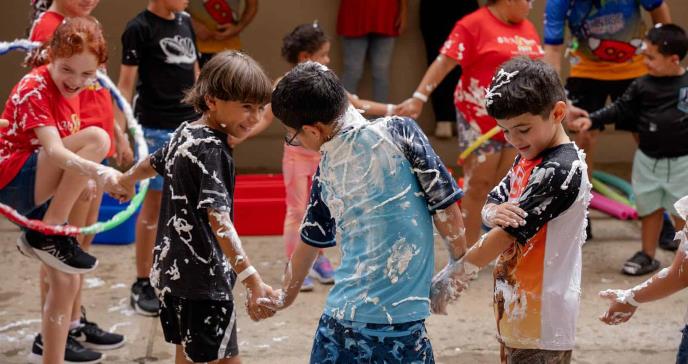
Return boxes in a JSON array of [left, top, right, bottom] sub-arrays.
[[34, 127, 110, 225], [282, 148, 320, 258], [641, 209, 664, 258], [462, 147, 518, 247], [135, 190, 162, 278], [340, 36, 369, 95], [42, 265, 80, 363]]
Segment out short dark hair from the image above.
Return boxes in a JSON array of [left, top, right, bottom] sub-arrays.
[[281, 22, 328, 65], [485, 57, 566, 120], [183, 51, 272, 112], [645, 23, 688, 60], [271, 62, 348, 129]]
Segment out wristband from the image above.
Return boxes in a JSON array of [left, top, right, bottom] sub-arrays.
[[237, 265, 257, 282], [386, 104, 394, 116], [412, 91, 428, 103]]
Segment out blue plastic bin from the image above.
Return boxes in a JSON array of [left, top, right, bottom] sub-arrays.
[[92, 194, 140, 245]]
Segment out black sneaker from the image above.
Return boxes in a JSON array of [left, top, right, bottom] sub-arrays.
[[130, 279, 160, 317], [70, 307, 125, 350], [659, 217, 678, 251], [30, 333, 103, 364], [622, 251, 660, 276], [18, 230, 98, 274]]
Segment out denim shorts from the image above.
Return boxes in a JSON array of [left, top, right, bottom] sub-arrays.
[[310, 314, 434, 364], [143, 127, 175, 191], [0, 152, 47, 217]]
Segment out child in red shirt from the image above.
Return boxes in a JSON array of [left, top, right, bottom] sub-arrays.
[[0, 17, 126, 364], [397, 0, 544, 254]]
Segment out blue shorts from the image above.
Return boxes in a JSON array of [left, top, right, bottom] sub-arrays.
[[143, 127, 175, 191], [310, 314, 434, 364], [677, 325, 688, 364], [0, 152, 47, 217]]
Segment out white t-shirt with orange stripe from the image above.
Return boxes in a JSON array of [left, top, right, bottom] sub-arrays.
[[486, 143, 592, 350]]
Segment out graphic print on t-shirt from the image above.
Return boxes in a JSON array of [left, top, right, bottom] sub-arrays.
[[159, 35, 197, 64]]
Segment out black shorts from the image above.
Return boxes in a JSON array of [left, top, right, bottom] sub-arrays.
[[160, 295, 238, 363], [565, 77, 636, 131]]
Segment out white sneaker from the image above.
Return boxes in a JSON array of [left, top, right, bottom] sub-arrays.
[[434, 121, 453, 139]]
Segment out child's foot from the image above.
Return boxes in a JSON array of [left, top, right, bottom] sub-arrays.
[[70, 307, 125, 350], [130, 279, 160, 317], [18, 230, 98, 274], [300, 276, 315, 292], [30, 333, 103, 364], [658, 217, 678, 251], [309, 255, 335, 284], [622, 251, 660, 276]]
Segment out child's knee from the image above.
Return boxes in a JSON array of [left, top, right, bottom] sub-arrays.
[[82, 126, 111, 157]]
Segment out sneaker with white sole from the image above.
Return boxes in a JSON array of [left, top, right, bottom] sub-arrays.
[[622, 251, 660, 276], [130, 279, 160, 316], [30, 333, 103, 364], [309, 255, 335, 284], [18, 230, 98, 274], [300, 276, 315, 292], [69, 307, 125, 350]]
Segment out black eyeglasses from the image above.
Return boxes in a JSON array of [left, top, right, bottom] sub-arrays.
[[284, 128, 302, 146]]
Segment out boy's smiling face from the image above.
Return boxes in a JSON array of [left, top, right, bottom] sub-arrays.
[[206, 97, 265, 138], [497, 101, 567, 160]]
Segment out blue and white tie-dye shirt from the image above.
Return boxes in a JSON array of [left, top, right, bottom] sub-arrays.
[[300, 109, 463, 325]]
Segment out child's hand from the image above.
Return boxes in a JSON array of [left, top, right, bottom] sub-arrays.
[[257, 289, 287, 311], [567, 117, 592, 132], [114, 131, 134, 168], [79, 179, 98, 201], [0, 118, 8, 129], [430, 259, 476, 315], [244, 277, 277, 321], [215, 23, 241, 40], [598, 289, 638, 325], [483, 203, 527, 229], [394, 98, 423, 119], [107, 170, 136, 202]]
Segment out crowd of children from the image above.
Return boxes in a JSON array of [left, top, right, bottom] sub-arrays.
[[0, 0, 687, 363]]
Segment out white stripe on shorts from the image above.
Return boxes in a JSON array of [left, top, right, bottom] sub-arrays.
[[217, 308, 236, 358]]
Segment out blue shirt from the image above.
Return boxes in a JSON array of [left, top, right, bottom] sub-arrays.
[[301, 111, 463, 324]]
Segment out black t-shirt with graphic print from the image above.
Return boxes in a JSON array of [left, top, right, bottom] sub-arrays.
[[121, 10, 199, 129], [149, 123, 236, 301]]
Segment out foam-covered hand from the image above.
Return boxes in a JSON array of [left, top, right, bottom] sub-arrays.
[[430, 258, 477, 315], [598, 289, 637, 325], [482, 203, 527, 229], [245, 279, 277, 321]]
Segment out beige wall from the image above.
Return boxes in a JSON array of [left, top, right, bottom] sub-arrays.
[[0, 0, 687, 172]]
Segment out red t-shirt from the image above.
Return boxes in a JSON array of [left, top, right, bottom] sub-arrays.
[[337, 0, 400, 37], [440, 7, 544, 143], [0, 66, 81, 189], [30, 11, 116, 157]]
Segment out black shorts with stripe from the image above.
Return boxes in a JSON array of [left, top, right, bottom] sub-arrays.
[[160, 295, 238, 362]]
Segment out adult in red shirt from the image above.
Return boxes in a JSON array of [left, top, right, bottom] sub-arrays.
[[337, 0, 407, 102], [396, 0, 543, 248]]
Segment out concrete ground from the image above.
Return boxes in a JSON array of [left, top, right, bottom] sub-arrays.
[[0, 210, 686, 364]]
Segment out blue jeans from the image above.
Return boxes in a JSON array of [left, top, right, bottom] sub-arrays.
[[678, 325, 688, 364], [142, 127, 175, 191], [310, 314, 434, 364], [340, 35, 396, 102]]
